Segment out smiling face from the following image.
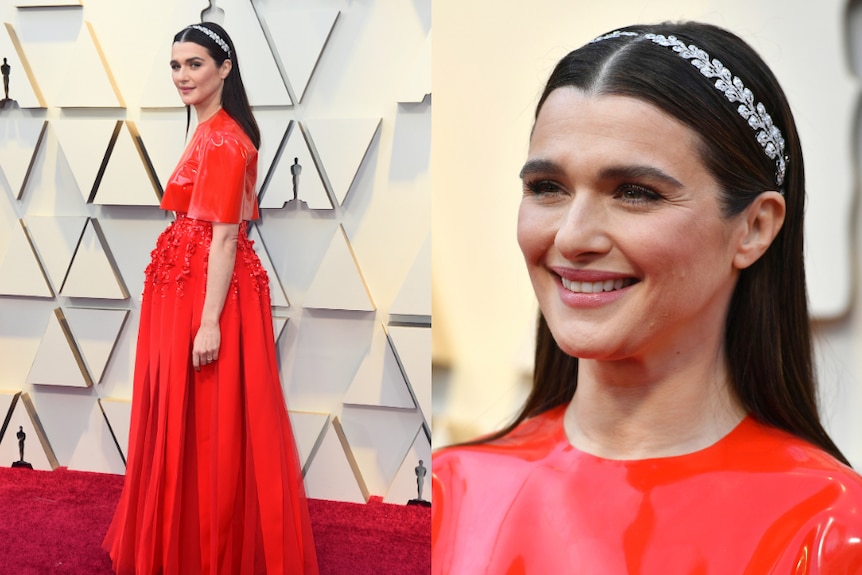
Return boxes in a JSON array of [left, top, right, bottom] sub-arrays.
[[518, 88, 751, 364], [170, 41, 231, 121]]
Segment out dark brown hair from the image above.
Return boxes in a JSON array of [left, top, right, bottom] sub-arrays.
[[173, 22, 261, 149], [485, 21, 849, 465]]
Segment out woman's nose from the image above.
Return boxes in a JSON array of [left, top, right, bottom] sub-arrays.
[[554, 193, 612, 260]]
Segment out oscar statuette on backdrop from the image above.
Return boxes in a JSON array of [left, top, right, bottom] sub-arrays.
[[12, 426, 33, 469], [1, 57, 17, 109]]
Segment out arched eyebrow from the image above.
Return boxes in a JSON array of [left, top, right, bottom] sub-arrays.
[[169, 56, 206, 66], [519, 158, 683, 189]]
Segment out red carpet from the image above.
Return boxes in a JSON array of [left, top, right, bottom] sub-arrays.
[[0, 467, 430, 574]]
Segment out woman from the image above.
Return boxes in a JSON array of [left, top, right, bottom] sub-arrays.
[[432, 21, 862, 573], [103, 23, 318, 574]]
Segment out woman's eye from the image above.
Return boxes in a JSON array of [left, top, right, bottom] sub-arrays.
[[523, 180, 564, 196], [617, 185, 661, 204]]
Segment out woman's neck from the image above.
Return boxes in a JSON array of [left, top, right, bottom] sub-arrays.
[[194, 103, 222, 125], [563, 350, 745, 460]]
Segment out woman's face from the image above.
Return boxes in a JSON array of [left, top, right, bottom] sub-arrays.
[[518, 88, 750, 363], [170, 41, 230, 115]]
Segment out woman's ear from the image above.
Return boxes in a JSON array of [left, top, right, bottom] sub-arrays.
[[220, 59, 232, 80], [733, 191, 786, 270]]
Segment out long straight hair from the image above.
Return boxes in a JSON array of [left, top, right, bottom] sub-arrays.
[[481, 22, 849, 466], [173, 22, 261, 149]]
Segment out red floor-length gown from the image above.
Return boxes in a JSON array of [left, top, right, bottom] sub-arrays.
[[104, 109, 318, 574]]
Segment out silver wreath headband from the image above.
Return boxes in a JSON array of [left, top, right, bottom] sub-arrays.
[[591, 30, 787, 188], [189, 24, 231, 58]]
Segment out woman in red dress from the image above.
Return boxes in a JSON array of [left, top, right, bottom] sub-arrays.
[[432, 22, 862, 573], [103, 22, 318, 574]]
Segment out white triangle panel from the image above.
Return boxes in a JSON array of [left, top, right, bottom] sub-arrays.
[[94, 122, 160, 206], [273, 317, 288, 346], [287, 411, 329, 470], [303, 419, 366, 503], [384, 428, 432, 504], [390, 232, 431, 317], [256, 6, 339, 102], [0, 23, 45, 108], [388, 325, 431, 423], [304, 225, 375, 311], [253, 110, 292, 195], [100, 398, 131, 463], [0, 392, 56, 471], [0, 220, 52, 297], [55, 22, 123, 108], [52, 119, 117, 203], [0, 115, 45, 199], [305, 118, 381, 206], [220, 0, 291, 106], [135, 112, 188, 189], [344, 324, 415, 409], [61, 219, 129, 300], [260, 122, 331, 210], [248, 225, 289, 307], [66, 398, 126, 474], [339, 406, 423, 497], [398, 29, 431, 103], [23, 216, 87, 293], [63, 308, 129, 384], [26, 309, 90, 387]]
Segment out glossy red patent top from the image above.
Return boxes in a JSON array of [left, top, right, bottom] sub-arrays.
[[432, 406, 862, 574], [161, 108, 259, 223]]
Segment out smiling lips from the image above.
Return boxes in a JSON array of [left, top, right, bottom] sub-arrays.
[[560, 277, 636, 294]]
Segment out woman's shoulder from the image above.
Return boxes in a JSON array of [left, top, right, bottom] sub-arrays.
[[433, 405, 567, 471], [201, 109, 255, 151]]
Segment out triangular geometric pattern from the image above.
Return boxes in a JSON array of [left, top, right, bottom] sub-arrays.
[[95, 216, 170, 303], [26, 308, 91, 388], [93, 121, 160, 206], [220, 0, 292, 106], [390, 232, 431, 317], [273, 316, 289, 347], [61, 218, 129, 299], [259, 121, 332, 210], [52, 119, 118, 203], [0, 115, 46, 199], [383, 427, 432, 504], [304, 225, 375, 311], [343, 323, 416, 409], [134, 111, 188, 190], [0, 23, 46, 108], [252, 109, 293, 195], [0, 391, 58, 471], [339, 405, 423, 497], [100, 398, 131, 464], [0, 219, 53, 298], [255, 6, 339, 102], [303, 417, 368, 503], [248, 224, 289, 307], [304, 118, 381, 206], [63, 308, 129, 384], [398, 29, 431, 104], [287, 411, 330, 471], [55, 21, 124, 108], [66, 398, 127, 474], [26, 216, 88, 292], [387, 324, 431, 425]]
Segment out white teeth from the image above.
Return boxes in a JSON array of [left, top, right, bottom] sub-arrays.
[[561, 277, 632, 294]]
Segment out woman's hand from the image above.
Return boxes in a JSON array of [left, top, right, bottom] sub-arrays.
[[193, 321, 221, 371]]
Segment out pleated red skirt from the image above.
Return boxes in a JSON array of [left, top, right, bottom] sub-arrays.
[[104, 214, 318, 574]]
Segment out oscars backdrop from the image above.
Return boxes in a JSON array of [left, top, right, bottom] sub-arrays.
[[0, 0, 431, 504]]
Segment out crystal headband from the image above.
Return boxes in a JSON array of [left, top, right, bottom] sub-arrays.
[[591, 31, 787, 188], [189, 25, 231, 58]]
